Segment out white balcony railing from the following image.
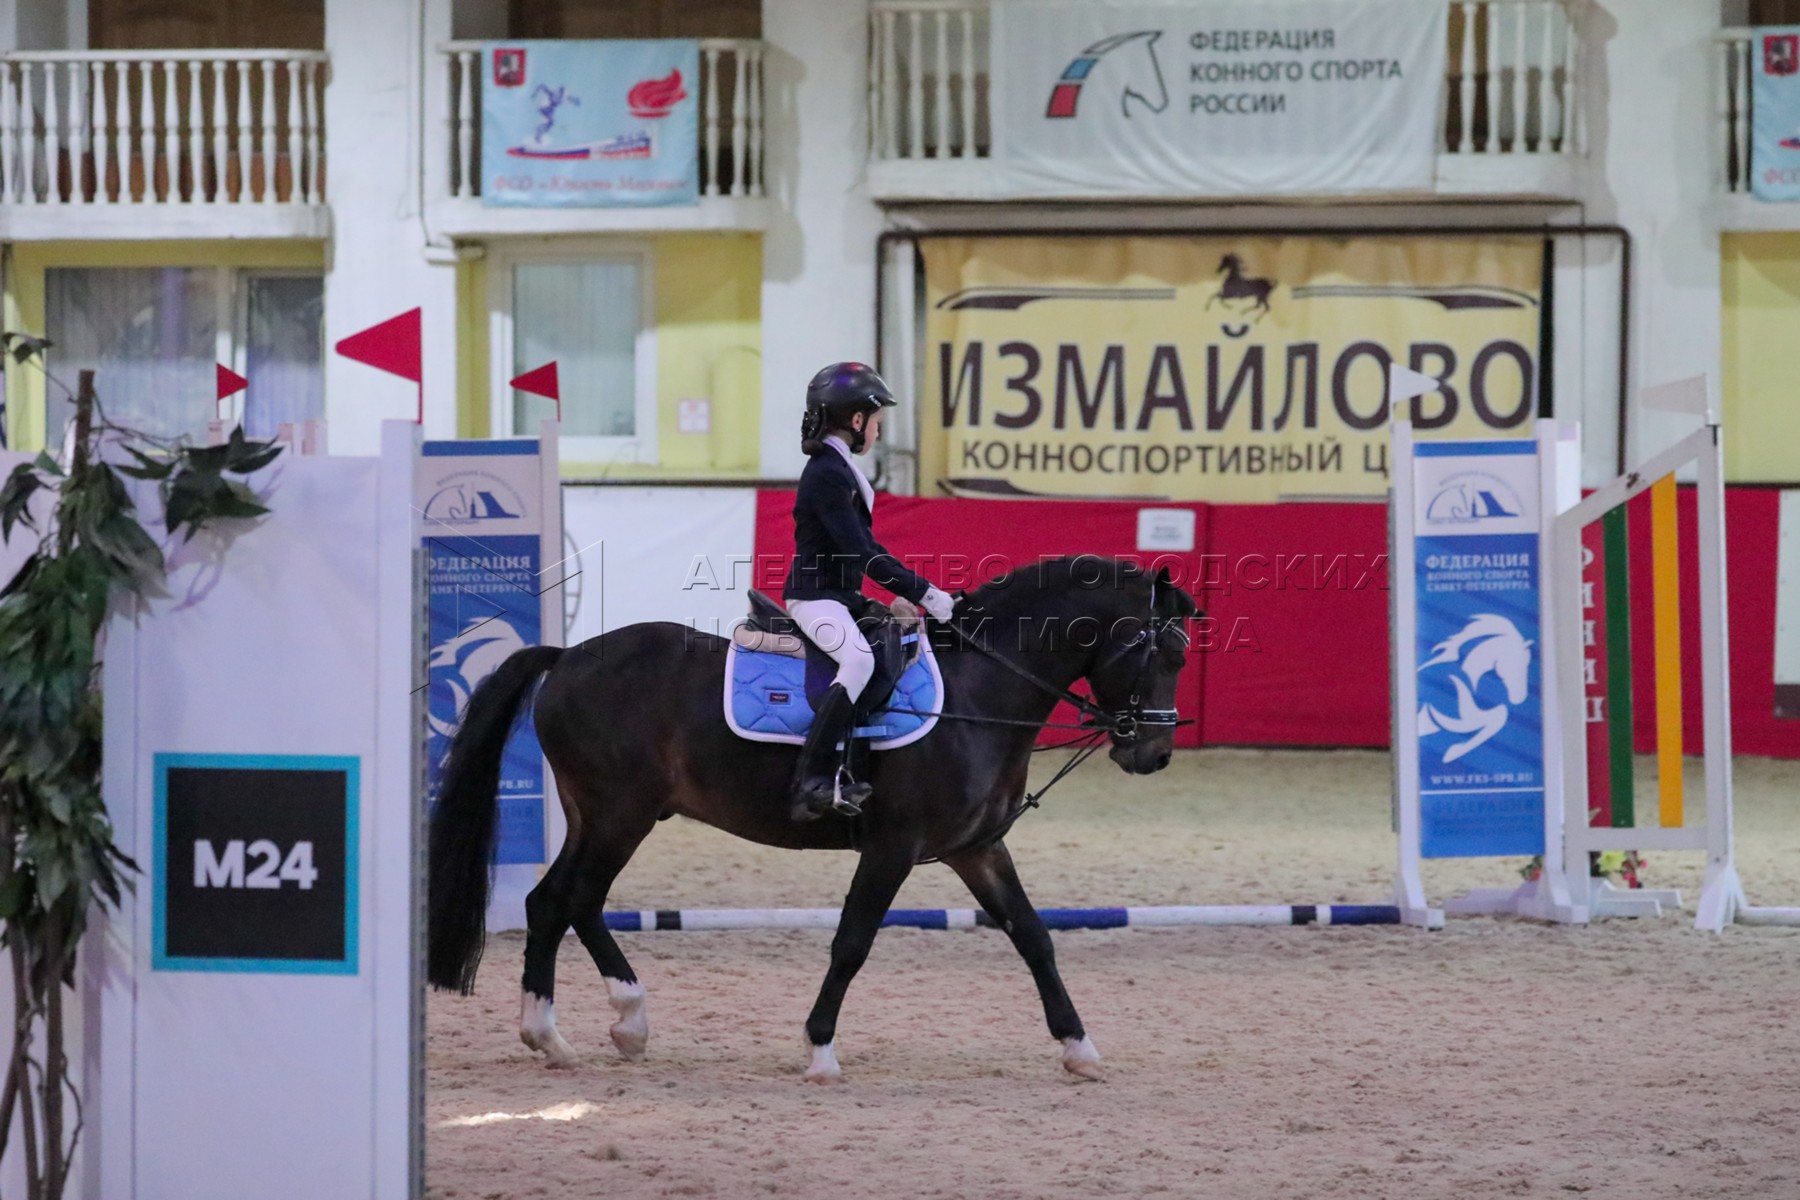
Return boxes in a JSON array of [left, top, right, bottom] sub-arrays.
[[1719, 30, 1753, 195], [870, 0, 1579, 179], [440, 40, 765, 202], [0, 50, 327, 207]]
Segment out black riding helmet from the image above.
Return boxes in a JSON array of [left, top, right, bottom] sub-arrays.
[[801, 362, 897, 454]]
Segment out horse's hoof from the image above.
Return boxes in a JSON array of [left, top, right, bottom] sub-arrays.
[[803, 1041, 844, 1084], [520, 1027, 580, 1069], [520, 992, 580, 1068], [1061, 1035, 1104, 1082], [609, 1023, 647, 1061], [605, 978, 649, 1062]]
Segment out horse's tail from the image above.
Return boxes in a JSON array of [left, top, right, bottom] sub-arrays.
[[427, 644, 563, 994]]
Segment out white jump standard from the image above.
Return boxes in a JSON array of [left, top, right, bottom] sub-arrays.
[[1391, 380, 1798, 931]]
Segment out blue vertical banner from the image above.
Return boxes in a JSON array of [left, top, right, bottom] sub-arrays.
[[419, 440, 546, 864], [1411, 442, 1545, 858], [1752, 27, 1800, 200], [481, 39, 700, 207]]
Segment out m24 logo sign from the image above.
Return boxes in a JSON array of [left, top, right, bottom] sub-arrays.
[[193, 839, 320, 890], [156, 756, 356, 972]]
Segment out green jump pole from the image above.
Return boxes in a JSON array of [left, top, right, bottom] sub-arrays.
[[1601, 504, 1635, 827]]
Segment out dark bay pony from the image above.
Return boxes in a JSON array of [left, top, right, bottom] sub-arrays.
[[427, 556, 1196, 1082]]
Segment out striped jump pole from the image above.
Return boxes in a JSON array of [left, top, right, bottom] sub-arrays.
[[600, 904, 1403, 932]]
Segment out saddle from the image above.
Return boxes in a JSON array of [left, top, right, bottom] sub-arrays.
[[733, 590, 921, 718], [724, 592, 941, 749]]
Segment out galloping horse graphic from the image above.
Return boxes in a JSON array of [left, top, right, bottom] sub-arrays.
[[1417, 613, 1533, 763], [1207, 254, 1275, 318]]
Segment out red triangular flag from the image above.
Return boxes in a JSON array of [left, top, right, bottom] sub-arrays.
[[509, 361, 560, 400], [335, 307, 422, 384], [216, 363, 248, 400]]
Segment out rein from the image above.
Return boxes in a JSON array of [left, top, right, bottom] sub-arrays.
[[884, 599, 1193, 865], [933, 605, 1121, 731]]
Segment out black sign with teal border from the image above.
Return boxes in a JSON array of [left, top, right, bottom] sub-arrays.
[[152, 752, 360, 974]]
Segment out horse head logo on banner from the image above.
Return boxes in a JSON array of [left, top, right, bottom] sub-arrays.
[[427, 618, 531, 741], [1417, 614, 1533, 763], [1044, 31, 1169, 120]]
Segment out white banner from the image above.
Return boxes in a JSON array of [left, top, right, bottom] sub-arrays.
[[990, 0, 1447, 196]]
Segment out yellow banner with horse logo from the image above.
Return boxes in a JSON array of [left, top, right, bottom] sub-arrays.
[[918, 235, 1543, 502]]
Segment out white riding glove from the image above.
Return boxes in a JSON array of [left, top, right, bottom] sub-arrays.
[[920, 586, 956, 623]]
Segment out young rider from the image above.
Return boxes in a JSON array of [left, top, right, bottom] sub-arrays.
[[784, 362, 956, 821]]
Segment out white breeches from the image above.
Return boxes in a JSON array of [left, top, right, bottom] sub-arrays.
[[786, 598, 875, 702]]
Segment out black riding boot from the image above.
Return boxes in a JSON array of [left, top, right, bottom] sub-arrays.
[[790, 684, 873, 821]]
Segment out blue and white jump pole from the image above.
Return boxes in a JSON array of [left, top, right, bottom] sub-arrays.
[[601, 905, 1403, 932]]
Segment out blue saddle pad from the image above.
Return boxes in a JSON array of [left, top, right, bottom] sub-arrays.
[[724, 639, 942, 749]]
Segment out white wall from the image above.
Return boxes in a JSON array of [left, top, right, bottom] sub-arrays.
[[322, 0, 460, 453], [0, 0, 80, 50], [1580, 0, 1722, 471], [561, 487, 759, 642], [759, 0, 886, 480]]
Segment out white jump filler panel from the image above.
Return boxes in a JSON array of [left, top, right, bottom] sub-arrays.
[[90, 424, 420, 1199]]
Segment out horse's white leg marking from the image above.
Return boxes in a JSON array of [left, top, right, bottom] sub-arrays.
[[518, 990, 579, 1068], [1061, 1035, 1104, 1082], [803, 1041, 844, 1084], [605, 976, 648, 1061]]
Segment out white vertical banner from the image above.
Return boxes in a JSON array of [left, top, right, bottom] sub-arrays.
[[990, 0, 1447, 196]]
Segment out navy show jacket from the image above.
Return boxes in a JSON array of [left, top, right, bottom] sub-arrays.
[[783, 447, 932, 608]]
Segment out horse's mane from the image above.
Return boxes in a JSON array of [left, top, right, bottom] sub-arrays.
[[966, 556, 1149, 614]]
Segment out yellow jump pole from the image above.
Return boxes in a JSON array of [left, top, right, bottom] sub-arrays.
[[1649, 474, 1684, 827]]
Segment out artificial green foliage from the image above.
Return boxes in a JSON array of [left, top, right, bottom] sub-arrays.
[[0, 356, 280, 1198]]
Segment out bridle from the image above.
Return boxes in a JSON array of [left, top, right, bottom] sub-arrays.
[[1084, 610, 1188, 744], [892, 592, 1193, 864], [917, 586, 1191, 743]]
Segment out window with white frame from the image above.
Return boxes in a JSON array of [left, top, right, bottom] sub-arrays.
[[491, 246, 657, 464], [43, 267, 323, 444]]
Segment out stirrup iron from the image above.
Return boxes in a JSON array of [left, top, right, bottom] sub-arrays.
[[831, 765, 871, 817]]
